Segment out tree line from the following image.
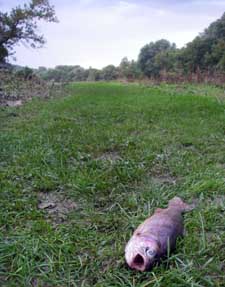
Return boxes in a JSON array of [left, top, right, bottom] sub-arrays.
[[35, 11, 225, 82], [1, 0, 225, 83]]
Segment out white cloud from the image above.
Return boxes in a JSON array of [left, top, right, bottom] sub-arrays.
[[117, 1, 138, 12]]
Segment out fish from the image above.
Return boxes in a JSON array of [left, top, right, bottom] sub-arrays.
[[125, 196, 194, 271]]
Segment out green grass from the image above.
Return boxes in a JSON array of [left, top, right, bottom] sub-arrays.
[[0, 82, 224, 287]]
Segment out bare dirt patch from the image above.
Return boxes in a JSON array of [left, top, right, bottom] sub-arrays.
[[6, 100, 22, 107], [38, 192, 77, 225], [31, 277, 53, 287], [129, 130, 143, 136], [190, 196, 224, 210], [150, 164, 177, 185], [216, 163, 225, 169], [97, 151, 121, 162], [152, 174, 177, 185], [208, 195, 225, 208]]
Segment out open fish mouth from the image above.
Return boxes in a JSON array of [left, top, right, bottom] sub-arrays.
[[132, 253, 145, 270], [125, 197, 194, 271], [125, 235, 160, 271], [130, 253, 155, 271]]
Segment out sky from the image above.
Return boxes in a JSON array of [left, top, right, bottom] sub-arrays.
[[1, 0, 225, 69]]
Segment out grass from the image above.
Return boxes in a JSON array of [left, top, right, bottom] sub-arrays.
[[0, 82, 224, 286]]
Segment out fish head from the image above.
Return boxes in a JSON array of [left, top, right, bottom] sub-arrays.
[[125, 235, 160, 271]]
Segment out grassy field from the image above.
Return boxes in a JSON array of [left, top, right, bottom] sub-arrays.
[[0, 82, 224, 287]]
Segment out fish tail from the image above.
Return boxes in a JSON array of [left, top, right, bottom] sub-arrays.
[[168, 196, 195, 212]]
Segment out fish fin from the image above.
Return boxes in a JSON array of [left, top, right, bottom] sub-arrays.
[[168, 196, 195, 212]]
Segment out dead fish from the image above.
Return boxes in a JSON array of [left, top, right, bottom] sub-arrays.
[[125, 197, 194, 271]]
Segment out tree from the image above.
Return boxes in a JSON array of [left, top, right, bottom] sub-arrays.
[[15, 66, 34, 79], [87, 67, 102, 81], [138, 39, 176, 77], [119, 57, 142, 79], [119, 57, 130, 78], [0, 0, 57, 63], [179, 12, 225, 73], [179, 36, 213, 73], [71, 66, 89, 81], [101, 65, 118, 81]]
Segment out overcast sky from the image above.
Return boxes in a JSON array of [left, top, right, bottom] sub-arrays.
[[1, 0, 225, 68]]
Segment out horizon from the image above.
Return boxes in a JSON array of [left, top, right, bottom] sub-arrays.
[[1, 0, 225, 69]]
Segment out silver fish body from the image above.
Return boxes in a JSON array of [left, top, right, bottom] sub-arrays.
[[125, 197, 193, 271]]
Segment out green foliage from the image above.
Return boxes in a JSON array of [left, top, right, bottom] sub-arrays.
[[36, 65, 119, 82], [0, 45, 8, 61], [0, 83, 225, 286], [119, 57, 142, 79], [101, 65, 118, 81], [136, 12, 225, 77], [138, 39, 176, 77], [36, 65, 89, 82], [14, 66, 34, 79], [87, 67, 102, 81], [0, 0, 57, 62], [179, 12, 225, 73]]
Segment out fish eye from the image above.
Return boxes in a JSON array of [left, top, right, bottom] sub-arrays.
[[145, 247, 156, 257]]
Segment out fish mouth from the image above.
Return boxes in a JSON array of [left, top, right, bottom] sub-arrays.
[[132, 253, 145, 271]]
